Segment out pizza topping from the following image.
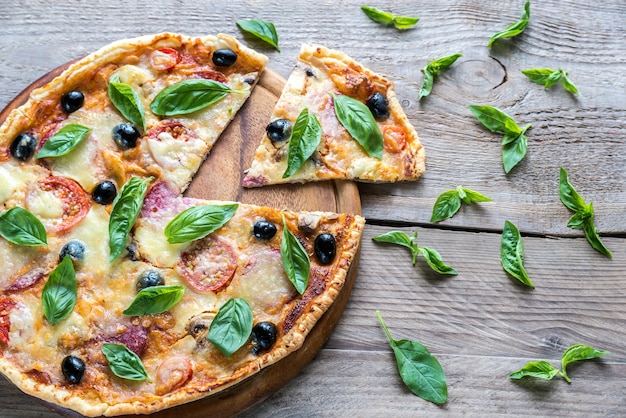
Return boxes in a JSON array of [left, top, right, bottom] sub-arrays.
[[298, 213, 321, 233], [60, 91, 85, 114], [164, 203, 239, 244], [155, 356, 193, 395], [150, 79, 238, 117], [250, 321, 277, 355], [123, 285, 185, 316], [101, 342, 150, 381], [9, 133, 37, 161], [280, 217, 310, 294], [0, 207, 48, 246], [366, 92, 390, 120], [382, 125, 407, 153], [108, 76, 147, 130], [61, 355, 86, 384], [252, 219, 277, 240], [112, 123, 141, 149], [0, 296, 16, 344], [150, 47, 180, 72], [212, 49, 238, 67], [332, 93, 383, 160], [34, 123, 92, 160], [92, 180, 117, 205], [314, 233, 337, 265], [208, 298, 253, 357], [35, 176, 90, 234], [266, 119, 293, 143], [7, 268, 45, 292], [42, 256, 77, 325], [59, 240, 86, 265], [103, 324, 148, 356], [136, 270, 165, 292], [176, 235, 237, 293]]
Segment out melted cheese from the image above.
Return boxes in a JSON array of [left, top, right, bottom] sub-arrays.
[[135, 217, 189, 268], [147, 135, 207, 190], [26, 187, 64, 219], [62, 205, 110, 276]]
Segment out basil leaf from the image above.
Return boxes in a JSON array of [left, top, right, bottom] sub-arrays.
[[509, 360, 560, 380], [42, 256, 77, 325], [164, 203, 238, 244], [502, 131, 528, 173], [333, 94, 383, 159], [377, 311, 447, 404], [419, 54, 462, 100], [566, 209, 590, 230], [419, 247, 458, 275], [150, 79, 236, 116], [108, 76, 146, 130], [561, 72, 579, 94], [582, 210, 612, 258], [469, 105, 521, 135], [560, 344, 609, 383], [456, 186, 492, 204], [123, 285, 185, 316], [0, 207, 47, 246], [430, 190, 462, 223], [236, 19, 280, 51], [372, 231, 420, 265], [35, 123, 91, 159], [501, 220, 534, 288], [361, 6, 419, 30], [280, 215, 310, 294], [208, 298, 253, 357], [101, 343, 150, 381], [283, 108, 322, 178], [559, 167, 587, 212], [109, 177, 152, 262], [392, 15, 420, 30], [521, 68, 558, 86], [487, 0, 530, 48], [419, 70, 435, 101]]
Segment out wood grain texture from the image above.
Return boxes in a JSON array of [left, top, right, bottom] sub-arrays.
[[0, 0, 625, 417]]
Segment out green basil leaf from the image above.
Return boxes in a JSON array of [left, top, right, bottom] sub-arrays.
[[108, 76, 146, 130], [150, 79, 236, 116], [164, 203, 238, 244], [521, 68, 557, 86], [509, 360, 560, 380], [430, 190, 462, 223], [419, 53, 462, 100], [560, 344, 609, 383], [418, 70, 435, 101], [208, 298, 253, 357], [560, 72, 579, 94], [501, 220, 534, 288], [333, 94, 383, 159], [469, 105, 521, 135], [283, 108, 322, 178], [361, 6, 394, 25], [109, 177, 152, 262], [280, 215, 310, 294], [0, 207, 47, 246], [487, 0, 530, 48], [502, 132, 528, 173], [582, 211, 612, 258], [236, 19, 280, 51], [34, 123, 91, 159], [566, 210, 589, 230], [457, 186, 492, 204], [377, 311, 447, 404], [42, 256, 77, 325], [543, 69, 563, 89], [392, 15, 420, 30], [372, 231, 420, 265], [123, 285, 185, 316], [419, 247, 458, 275], [559, 167, 587, 212], [101, 343, 150, 381]]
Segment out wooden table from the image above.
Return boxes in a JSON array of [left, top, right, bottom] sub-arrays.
[[1, 1, 625, 416]]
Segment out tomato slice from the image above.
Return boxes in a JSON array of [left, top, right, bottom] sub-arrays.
[[150, 48, 180, 71], [176, 236, 237, 293], [36, 176, 90, 234], [382, 124, 407, 153], [0, 296, 16, 344]]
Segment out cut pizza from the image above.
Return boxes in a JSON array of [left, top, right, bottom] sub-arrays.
[[243, 44, 426, 187]]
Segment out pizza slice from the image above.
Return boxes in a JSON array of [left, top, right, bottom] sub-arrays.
[[243, 43, 425, 187]]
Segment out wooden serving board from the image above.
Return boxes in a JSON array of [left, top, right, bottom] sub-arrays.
[[0, 65, 361, 417]]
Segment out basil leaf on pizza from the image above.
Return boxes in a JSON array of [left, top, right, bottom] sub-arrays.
[[165, 204, 239, 244], [123, 285, 185, 316], [42, 256, 77, 325], [208, 298, 254, 357], [35, 123, 92, 159], [280, 216, 310, 294], [501, 220, 534, 288], [101, 343, 151, 381], [236, 19, 280, 51], [150, 79, 237, 116], [0, 207, 47, 246], [109, 177, 152, 262], [283, 108, 322, 178], [108, 76, 146, 130], [332, 93, 383, 159]]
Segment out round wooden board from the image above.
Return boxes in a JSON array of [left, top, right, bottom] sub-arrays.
[[0, 65, 361, 417]]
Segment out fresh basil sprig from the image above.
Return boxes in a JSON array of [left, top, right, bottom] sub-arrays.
[[108, 75, 146, 130], [419, 54, 462, 100], [150, 79, 238, 116], [208, 298, 253, 357], [280, 215, 310, 294], [361, 6, 419, 30], [431, 186, 491, 223], [164, 204, 238, 244], [487, 1, 530, 48], [469, 105, 531, 173], [510, 343, 609, 383], [236, 19, 280, 51], [333, 93, 383, 159], [372, 231, 457, 275], [283, 108, 322, 178], [35, 123, 92, 159], [559, 167, 611, 258], [377, 311, 447, 404], [123, 285, 185, 316], [42, 256, 77, 325], [0, 207, 47, 246], [101, 343, 151, 381], [501, 220, 534, 288], [109, 177, 152, 262], [521, 68, 579, 94]]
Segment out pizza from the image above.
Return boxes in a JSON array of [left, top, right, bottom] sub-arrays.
[[0, 33, 365, 416], [242, 43, 425, 187]]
